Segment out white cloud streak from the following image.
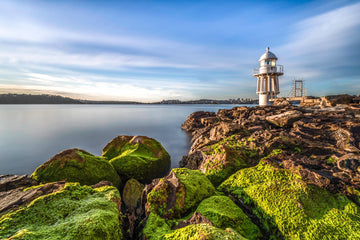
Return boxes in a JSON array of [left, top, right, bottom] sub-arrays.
[[284, 3, 360, 55], [275, 2, 360, 96], [0, 74, 197, 102]]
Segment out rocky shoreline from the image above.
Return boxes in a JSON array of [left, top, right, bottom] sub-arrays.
[[1, 99, 360, 239]]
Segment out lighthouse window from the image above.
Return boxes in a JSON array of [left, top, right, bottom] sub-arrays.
[[271, 60, 276, 66], [266, 61, 270, 65]]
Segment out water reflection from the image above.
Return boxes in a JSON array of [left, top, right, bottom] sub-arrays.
[[0, 104, 255, 174]]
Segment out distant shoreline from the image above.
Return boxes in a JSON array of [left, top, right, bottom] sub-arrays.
[[0, 93, 258, 105]]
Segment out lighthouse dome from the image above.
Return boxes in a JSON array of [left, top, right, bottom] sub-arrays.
[[259, 47, 277, 61]]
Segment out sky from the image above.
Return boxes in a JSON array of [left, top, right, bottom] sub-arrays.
[[0, 0, 359, 101]]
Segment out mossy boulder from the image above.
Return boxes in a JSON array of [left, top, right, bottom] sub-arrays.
[[196, 196, 262, 239], [199, 135, 259, 186], [31, 149, 121, 188], [142, 212, 172, 240], [173, 168, 216, 212], [0, 181, 65, 216], [102, 135, 171, 183], [142, 213, 245, 240], [0, 182, 122, 239], [122, 178, 144, 210], [146, 174, 186, 219], [102, 135, 133, 160], [219, 160, 360, 239], [146, 168, 215, 219], [163, 223, 245, 240]]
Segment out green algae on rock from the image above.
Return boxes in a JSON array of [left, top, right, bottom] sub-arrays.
[[142, 213, 246, 240], [102, 135, 133, 160], [163, 223, 246, 240], [31, 149, 121, 188], [146, 176, 185, 219], [200, 135, 259, 186], [102, 135, 171, 183], [146, 168, 215, 219], [347, 187, 360, 206], [122, 178, 144, 210], [0, 183, 122, 240], [218, 160, 360, 239], [172, 168, 216, 212], [196, 196, 262, 240], [142, 212, 172, 240]]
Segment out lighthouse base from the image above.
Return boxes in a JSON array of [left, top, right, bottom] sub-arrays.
[[259, 94, 269, 106]]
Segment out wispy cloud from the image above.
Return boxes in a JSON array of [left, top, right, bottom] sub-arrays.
[[283, 2, 360, 56], [0, 74, 197, 101], [277, 2, 360, 95]]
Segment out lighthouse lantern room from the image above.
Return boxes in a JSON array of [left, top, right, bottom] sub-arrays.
[[253, 47, 283, 106]]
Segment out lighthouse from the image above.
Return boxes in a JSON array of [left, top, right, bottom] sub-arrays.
[[253, 47, 283, 106]]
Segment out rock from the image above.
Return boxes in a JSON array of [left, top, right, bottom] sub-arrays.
[[172, 212, 213, 230], [332, 128, 359, 152], [123, 178, 144, 210], [320, 96, 333, 107], [0, 181, 65, 215], [200, 116, 219, 126], [123, 179, 145, 240], [333, 171, 351, 182], [295, 167, 332, 190], [337, 154, 360, 173], [102, 135, 171, 183], [142, 213, 244, 240], [181, 111, 216, 132], [266, 110, 303, 127], [122, 178, 145, 240], [144, 168, 215, 219], [31, 148, 122, 188], [189, 134, 213, 154], [300, 97, 321, 107], [0, 183, 123, 239], [347, 187, 360, 206], [218, 160, 360, 239], [248, 125, 264, 132], [141, 212, 172, 239], [102, 135, 133, 160], [179, 151, 204, 170], [209, 121, 242, 141], [0, 174, 37, 192], [143, 171, 185, 219], [321, 94, 356, 107], [92, 180, 113, 188], [263, 133, 302, 155], [163, 224, 245, 240], [197, 136, 259, 186], [353, 96, 360, 104], [273, 97, 291, 106], [196, 196, 262, 239]]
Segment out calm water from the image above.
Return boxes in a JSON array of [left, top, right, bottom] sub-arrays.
[[0, 104, 255, 175]]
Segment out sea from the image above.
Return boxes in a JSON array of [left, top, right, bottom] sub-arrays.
[[0, 104, 256, 175]]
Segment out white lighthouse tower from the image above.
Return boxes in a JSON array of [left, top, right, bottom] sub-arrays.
[[253, 47, 283, 106]]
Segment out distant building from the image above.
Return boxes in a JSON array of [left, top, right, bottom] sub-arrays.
[[253, 47, 283, 106]]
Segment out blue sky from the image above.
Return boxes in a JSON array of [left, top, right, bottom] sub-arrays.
[[0, 0, 359, 101]]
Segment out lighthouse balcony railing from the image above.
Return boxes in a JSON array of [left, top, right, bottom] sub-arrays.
[[253, 65, 283, 75]]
